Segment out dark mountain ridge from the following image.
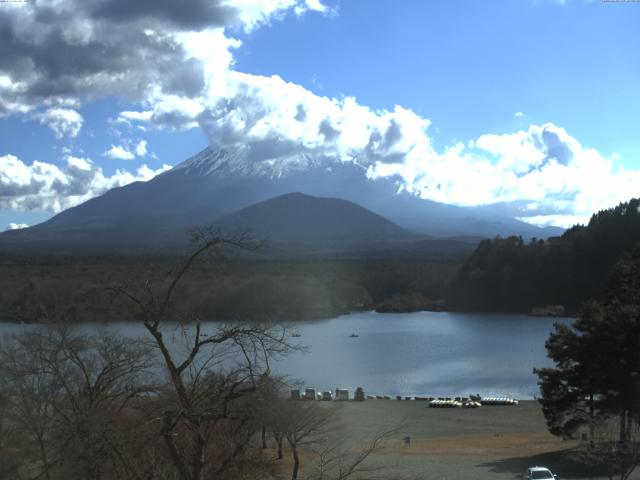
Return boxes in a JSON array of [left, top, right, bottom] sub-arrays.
[[216, 192, 417, 243]]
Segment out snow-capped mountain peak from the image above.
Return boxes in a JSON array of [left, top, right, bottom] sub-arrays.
[[171, 146, 344, 179]]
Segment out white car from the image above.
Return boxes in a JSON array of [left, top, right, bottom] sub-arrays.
[[523, 467, 556, 480]]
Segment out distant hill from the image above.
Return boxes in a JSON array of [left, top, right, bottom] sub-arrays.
[[448, 198, 640, 313], [213, 193, 482, 260], [216, 192, 418, 243]]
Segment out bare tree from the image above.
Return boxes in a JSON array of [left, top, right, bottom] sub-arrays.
[[307, 426, 401, 480], [273, 398, 403, 480], [0, 326, 157, 480], [267, 400, 288, 460], [281, 401, 337, 480], [255, 377, 290, 459], [108, 227, 296, 480]]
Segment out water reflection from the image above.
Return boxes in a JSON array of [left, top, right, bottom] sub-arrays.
[[0, 310, 572, 399]]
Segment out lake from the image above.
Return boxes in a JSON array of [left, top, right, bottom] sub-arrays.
[[0, 310, 572, 399]]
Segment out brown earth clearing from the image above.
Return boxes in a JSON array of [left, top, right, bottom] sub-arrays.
[[287, 400, 639, 479]]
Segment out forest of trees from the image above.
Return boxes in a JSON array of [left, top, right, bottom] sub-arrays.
[[0, 254, 459, 324], [448, 198, 640, 314]]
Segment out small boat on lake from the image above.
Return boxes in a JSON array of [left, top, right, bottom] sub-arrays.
[[349, 333, 359, 338]]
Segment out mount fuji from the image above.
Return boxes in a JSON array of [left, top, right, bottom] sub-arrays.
[[0, 146, 563, 254]]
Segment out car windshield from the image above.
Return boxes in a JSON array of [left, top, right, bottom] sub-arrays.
[[531, 471, 554, 479]]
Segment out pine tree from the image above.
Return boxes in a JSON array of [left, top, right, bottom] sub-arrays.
[[535, 244, 640, 442]]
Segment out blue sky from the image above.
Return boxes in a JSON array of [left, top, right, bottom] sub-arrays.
[[233, 0, 640, 161], [1, 0, 639, 230]]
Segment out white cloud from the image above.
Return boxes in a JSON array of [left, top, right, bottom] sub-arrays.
[[103, 140, 150, 160], [196, 70, 432, 169], [229, 0, 331, 31], [5, 222, 29, 231], [295, 0, 334, 16], [135, 140, 148, 156], [34, 108, 84, 139], [367, 123, 640, 227], [516, 214, 588, 228], [305, 0, 329, 12], [0, 154, 171, 213], [118, 110, 154, 123], [0, 0, 325, 121], [146, 92, 205, 130], [104, 145, 135, 160]]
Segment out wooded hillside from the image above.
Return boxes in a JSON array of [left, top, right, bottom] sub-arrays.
[[448, 198, 640, 313]]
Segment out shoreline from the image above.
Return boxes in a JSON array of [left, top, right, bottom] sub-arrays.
[[0, 308, 577, 325]]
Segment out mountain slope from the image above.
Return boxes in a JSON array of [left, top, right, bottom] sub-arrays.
[[216, 192, 418, 243], [0, 146, 563, 253], [37, 147, 563, 237]]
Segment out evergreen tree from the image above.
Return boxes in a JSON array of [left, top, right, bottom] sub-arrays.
[[535, 245, 640, 443]]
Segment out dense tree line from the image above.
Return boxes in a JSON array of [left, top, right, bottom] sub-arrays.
[[448, 198, 640, 313], [0, 255, 459, 323]]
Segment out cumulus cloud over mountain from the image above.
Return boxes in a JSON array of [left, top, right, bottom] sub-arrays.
[[0, 0, 636, 227]]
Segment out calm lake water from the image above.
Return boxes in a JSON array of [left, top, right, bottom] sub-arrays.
[[0, 311, 572, 399]]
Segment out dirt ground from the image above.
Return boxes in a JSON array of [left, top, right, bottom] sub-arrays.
[[299, 400, 640, 480]]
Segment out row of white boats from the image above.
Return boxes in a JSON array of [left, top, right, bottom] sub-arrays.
[[291, 388, 519, 407], [427, 397, 519, 408]]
